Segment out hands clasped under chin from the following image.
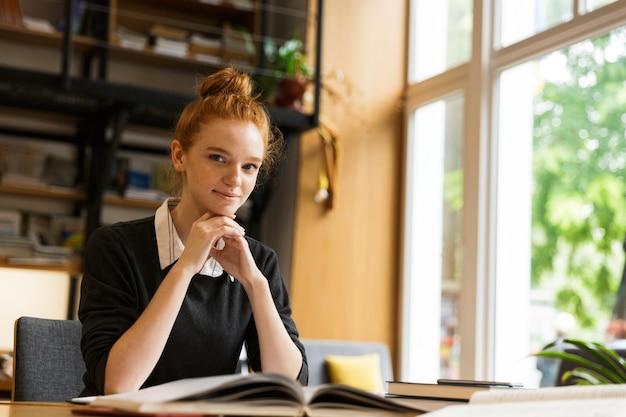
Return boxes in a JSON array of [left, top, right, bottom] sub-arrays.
[[209, 232, 261, 286], [178, 214, 244, 276]]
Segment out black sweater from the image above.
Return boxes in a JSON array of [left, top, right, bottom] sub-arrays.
[[78, 216, 307, 395]]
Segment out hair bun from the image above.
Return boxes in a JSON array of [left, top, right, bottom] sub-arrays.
[[198, 67, 253, 99]]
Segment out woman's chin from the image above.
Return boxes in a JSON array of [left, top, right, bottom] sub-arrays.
[[208, 204, 238, 218]]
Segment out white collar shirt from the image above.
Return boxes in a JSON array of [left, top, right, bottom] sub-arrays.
[[154, 197, 225, 277]]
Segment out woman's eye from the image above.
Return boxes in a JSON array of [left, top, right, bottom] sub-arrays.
[[209, 154, 225, 162], [243, 163, 258, 171]]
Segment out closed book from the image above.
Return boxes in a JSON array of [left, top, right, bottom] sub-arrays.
[[386, 380, 513, 401]]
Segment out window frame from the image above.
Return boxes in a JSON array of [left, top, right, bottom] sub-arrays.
[[401, 0, 626, 381]]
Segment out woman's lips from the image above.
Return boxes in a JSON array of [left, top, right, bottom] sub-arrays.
[[214, 189, 240, 200]]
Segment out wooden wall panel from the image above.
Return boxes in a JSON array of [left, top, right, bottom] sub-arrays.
[[290, 0, 407, 369]]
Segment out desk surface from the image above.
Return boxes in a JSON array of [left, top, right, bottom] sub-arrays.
[[0, 400, 445, 417], [0, 402, 77, 417]]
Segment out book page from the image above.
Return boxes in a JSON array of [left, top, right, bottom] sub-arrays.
[[425, 397, 626, 417], [90, 373, 304, 409], [304, 384, 429, 414], [469, 384, 626, 404]]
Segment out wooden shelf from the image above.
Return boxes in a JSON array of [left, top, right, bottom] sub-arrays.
[[0, 256, 82, 275], [0, 183, 166, 210], [103, 194, 162, 209], [0, 184, 87, 201], [106, 42, 226, 73], [132, 0, 256, 16], [0, 22, 100, 53]]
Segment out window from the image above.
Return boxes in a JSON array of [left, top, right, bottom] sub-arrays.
[[402, 0, 626, 385], [409, 0, 472, 82], [498, 0, 573, 48], [401, 95, 464, 381], [495, 27, 626, 383]]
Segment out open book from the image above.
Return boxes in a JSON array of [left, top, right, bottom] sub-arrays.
[[76, 373, 428, 417], [422, 384, 626, 417]]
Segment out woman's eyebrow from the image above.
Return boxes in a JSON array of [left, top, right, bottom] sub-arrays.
[[205, 146, 262, 164], [204, 146, 228, 153]]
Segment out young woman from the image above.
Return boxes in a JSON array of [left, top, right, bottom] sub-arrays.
[[79, 67, 307, 395]]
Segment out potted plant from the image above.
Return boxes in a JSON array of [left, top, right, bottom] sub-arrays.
[[263, 36, 314, 111], [535, 338, 626, 385]]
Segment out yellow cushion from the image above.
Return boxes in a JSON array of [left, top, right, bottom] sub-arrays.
[[325, 353, 383, 392]]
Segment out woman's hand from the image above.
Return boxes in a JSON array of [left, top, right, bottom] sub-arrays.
[[210, 232, 262, 285], [176, 213, 245, 276]]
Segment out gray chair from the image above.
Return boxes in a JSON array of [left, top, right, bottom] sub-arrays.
[[302, 339, 393, 387], [12, 316, 86, 402]]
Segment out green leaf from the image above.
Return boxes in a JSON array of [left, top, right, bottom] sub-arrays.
[[534, 339, 626, 384], [562, 339, 626, 382]]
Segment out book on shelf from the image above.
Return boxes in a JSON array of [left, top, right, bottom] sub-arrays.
[[0, 141, 47, 186], [0, 232, 74, 266], [386, 379, 521, 401], [149, 23, 189, 41], [56, 0, 86, 34], [114, 25, 148, 51], [49, 215, 84, 250], [148, 24, 190, 58], [153, 37, 189, 58], [193, 53, 222, 65], [0, 209, 21, 236], [75, 372, 430, 417], [23, 211, 53, 245], [421, 383, 626, 417], [223, 0, 254, 11], [21, 16, 58, 34], [189, 32, 222, 60], [123, 186, 169, 202], [44, 155, 78, 188], [0, 172, 47, 187], [108, 156, 129, 195], [0, 0, 23, 26], [0, 235, 32, 258], [199, 0, 253, 9]]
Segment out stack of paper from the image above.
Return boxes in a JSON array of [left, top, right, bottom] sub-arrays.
[[150, 23, 189, 57], [115, 25, 148, 50]]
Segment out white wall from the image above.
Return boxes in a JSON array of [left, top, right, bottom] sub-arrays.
[[0, 268, 72, 350]]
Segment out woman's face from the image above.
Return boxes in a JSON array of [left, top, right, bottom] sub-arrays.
[[173, 118, 264, 217]]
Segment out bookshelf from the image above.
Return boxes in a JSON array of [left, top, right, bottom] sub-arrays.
[[0, 0, 323, 251], [108, 0, 258, 66]]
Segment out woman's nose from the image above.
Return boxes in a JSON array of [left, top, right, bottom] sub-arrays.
[[224, 166, 241, 186]]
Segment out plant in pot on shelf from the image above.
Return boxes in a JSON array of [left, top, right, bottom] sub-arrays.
[[264, 37, 314, 111]]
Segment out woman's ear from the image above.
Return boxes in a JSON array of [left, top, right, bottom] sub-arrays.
[[171, 140, 185, 172]]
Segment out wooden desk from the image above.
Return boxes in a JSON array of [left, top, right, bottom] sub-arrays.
[[0, 402, 77, 417]]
